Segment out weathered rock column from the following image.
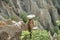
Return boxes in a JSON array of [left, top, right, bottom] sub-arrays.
[[27, 14, 35, 38]]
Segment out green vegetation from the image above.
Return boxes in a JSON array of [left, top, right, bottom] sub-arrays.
[[56, 20, 60, 26], [4, 15, 9, 19], [20, 12, 27, 23], [31, 30, 49, 40], [21, 31, 30, 40], [10, 16, 17, 20], [4, 15, 17, 21], [56, 20, 60, 40], [21, 30, 50, 40], [58, 30, 60, 40]]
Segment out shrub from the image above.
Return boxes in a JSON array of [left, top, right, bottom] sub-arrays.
[[56, 20, 60, 30], [20, 12, 27, 23], [56, 20, 60, 26], [21, 30, 50, 40], [58, 30, 60, 40], [56, 20, 60, 40], [58, 34, 60, 40], [31, 30, 49, 40], [21, 31, 30, 40]]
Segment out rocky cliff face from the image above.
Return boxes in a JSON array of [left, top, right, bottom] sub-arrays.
[[0, 0, 60, 32]]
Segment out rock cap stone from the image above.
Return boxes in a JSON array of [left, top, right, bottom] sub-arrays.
[[27, 14, 35, 19]]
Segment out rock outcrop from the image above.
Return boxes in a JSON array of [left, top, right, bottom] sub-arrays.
[[0, 25, 21, 40], [0, 21, 22, 40]]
